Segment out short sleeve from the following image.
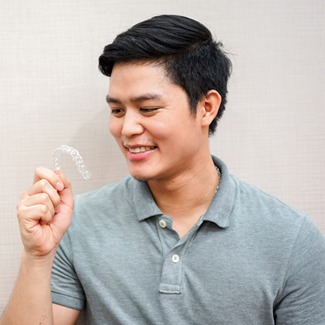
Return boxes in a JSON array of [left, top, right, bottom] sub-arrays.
[[274, 217, 325, 324], [51, 230, 85, 310]]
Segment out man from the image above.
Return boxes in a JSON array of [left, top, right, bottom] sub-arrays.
[[1, 14, 325, 325]]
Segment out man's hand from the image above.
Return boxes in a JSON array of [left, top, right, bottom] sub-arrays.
[[17, 167, 74, 258]]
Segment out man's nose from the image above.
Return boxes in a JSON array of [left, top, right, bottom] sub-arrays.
[[121, 110, 144, 137]]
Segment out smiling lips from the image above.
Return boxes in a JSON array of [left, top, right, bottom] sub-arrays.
[[126, 146, 157, 161], [128, 146, 156, 154]]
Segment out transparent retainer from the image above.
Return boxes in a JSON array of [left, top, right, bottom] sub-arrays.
[[53, 145, 91, 180]]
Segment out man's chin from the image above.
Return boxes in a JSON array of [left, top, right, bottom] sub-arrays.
[[132, 175, 149, 182], [130, 172, 152, 182], [128, 165, 159, 182]]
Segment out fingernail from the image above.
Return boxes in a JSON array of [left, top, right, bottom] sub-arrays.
[[56, 181, 64, 191]]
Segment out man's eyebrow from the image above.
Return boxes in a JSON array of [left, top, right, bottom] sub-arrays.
[[106, 95, 120, 104], [106, 93, 162, 104]]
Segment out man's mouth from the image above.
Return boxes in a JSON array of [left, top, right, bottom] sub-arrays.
[[128, 146, 156, 154]]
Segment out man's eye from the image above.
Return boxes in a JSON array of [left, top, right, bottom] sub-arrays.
[[140, 108, 159, 113], [110, 108, 124, 116]]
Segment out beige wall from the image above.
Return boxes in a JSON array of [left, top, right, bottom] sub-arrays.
[[1, 0, 324, 313]]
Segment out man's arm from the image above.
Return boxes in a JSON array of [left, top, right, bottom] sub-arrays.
[[0, 253, 80, 325], [53, 304, 80, 324], [0, 168, 76, 325]]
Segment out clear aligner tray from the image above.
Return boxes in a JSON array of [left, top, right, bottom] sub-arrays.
[[53, 145, 91, 180]]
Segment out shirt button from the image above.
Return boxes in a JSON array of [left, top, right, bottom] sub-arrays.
[[159, 219, 167, 228], [172, 254, 180, 263]]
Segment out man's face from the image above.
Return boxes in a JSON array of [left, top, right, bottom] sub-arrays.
[[107, 61, 208, 183]]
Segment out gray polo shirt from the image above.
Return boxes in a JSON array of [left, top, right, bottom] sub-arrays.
[[51, 156, 325, 324]]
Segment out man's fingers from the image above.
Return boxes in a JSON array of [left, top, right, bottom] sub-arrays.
[[17, 204, 54, 226], [16, 166, 74, 257], [23, 179, 61, 208], [54, 168, 74, 209], [33, 167, 64, 191], [19, 192, 57, 218], [20, 167, 74, 225]]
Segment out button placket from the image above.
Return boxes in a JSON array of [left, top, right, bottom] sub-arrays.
[[159, 249, 184, 294], [157, 216, 196, 295]]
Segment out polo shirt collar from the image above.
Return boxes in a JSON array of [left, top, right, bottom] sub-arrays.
[[131, 156, 236, 229], [132, 180, 163, 221], [203, 156, 236, 228]]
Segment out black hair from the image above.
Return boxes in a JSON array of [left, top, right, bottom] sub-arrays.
[[99, 14, 232, 135]]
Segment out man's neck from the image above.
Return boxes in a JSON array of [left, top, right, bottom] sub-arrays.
[[147, 158, 220, 237]]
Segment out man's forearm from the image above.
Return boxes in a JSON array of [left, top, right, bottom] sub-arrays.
[[0, 251, 55, 325]]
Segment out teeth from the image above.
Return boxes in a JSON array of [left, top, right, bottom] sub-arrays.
[[129, 146, 154, 153]]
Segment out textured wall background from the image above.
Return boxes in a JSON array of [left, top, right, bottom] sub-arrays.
[[1, 0, 324, 315]]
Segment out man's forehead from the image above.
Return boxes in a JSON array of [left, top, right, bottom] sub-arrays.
[[107, 61, 185, 103]]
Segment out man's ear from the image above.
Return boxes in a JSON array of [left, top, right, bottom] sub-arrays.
[[199, 90, 222, 127]]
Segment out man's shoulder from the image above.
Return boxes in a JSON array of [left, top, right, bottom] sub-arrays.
[[233, 175, 305, 218], [229, 174, 318, 239], [210, 156, 311, 232]]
